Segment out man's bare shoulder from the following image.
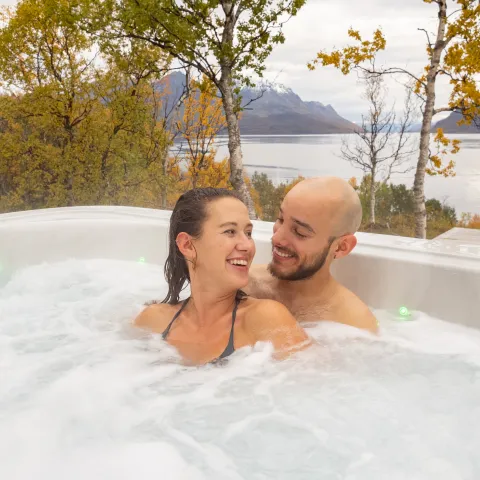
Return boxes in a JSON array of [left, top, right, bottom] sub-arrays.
[[134, 303, 177, 333], [245, 264, 275, 298], [335, 286, 378, 333]]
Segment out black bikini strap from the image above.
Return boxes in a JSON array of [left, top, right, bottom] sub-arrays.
[[218, 294, 241, 360], [162, 297, 190, 340]]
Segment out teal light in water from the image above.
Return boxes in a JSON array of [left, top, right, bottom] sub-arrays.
[[138, 257, 146, 264], [398, 306, 410, 317]]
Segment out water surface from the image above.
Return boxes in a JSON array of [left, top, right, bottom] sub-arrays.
[[1, 259, 479, 480], [214, 134, 480, 214]]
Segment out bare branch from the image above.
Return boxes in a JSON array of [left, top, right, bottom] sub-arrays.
[[241, 86, 266, 110], [418, 28, 433, 48], [359, 65, 426, 89]]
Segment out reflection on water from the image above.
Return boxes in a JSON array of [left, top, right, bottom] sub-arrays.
[[215, 134, 480, 214], [240, 135, 343, 145]]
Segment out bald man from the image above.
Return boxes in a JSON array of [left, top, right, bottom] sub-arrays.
[[246, 177, 378, 333]]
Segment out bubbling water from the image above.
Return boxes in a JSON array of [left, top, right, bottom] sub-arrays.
[[1, 259, 480, 480]]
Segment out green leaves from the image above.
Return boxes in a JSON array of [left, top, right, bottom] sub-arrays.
[[81, 0, 306, 87]]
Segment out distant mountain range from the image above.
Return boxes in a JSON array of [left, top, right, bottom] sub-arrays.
[[433, 111, 480, 134], [237, 81, 358, 134], [159, 73, 358, 134]]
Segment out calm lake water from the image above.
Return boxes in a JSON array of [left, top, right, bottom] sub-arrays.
[[216, 134, 480, 215]]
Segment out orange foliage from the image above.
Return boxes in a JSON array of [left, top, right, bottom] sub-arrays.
[[176, 76, 229, 191], [425, 128, 460, 177], [284, 176, 304, 195], [458, 213, 480, 229]]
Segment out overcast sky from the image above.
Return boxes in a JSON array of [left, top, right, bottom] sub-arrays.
[[1, 0, 454, 122]]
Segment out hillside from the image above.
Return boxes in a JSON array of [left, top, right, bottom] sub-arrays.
[[433, 111, 480, 133]]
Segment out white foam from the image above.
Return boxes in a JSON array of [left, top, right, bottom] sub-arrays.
[[1, 259, 479, 479]]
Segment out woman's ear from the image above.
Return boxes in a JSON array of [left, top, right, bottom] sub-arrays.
[[176, 232, 196, 262]]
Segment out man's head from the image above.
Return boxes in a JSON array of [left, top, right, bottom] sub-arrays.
[[268, 177, 362, 281]]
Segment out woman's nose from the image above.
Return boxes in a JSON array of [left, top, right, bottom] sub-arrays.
[[237, 232, 253, 251]]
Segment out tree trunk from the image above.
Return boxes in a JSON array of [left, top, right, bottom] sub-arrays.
[[369, 169, 376, 225], [219, 73, 256, 218], [413, 0, 447, 238], [161, 158, 168, 209]]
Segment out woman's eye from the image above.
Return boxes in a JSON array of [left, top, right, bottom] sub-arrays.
[[224, 229, 235, 235]]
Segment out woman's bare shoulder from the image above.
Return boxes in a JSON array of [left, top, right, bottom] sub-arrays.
[[134, 302, 178, 333], [241, 297, 310, 355], [242, 297, 297, 327]]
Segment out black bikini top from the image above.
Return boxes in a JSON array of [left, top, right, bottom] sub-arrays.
[[162, 292, 244, 362]]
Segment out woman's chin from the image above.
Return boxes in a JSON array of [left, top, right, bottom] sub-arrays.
[[224, 267, 250, 291]]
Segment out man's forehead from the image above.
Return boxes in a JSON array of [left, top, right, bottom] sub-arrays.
[[281, 194, 333, 228]]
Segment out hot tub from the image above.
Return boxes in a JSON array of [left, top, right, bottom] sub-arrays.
[[1, 206, 480, 480]]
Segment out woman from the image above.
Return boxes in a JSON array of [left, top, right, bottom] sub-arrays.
[[134, 188, 310, 365]]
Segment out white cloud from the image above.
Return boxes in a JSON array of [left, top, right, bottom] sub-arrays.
[[263, 0, 453, 121]]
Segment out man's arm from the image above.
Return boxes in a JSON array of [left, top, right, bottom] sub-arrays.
[[336, 290, 379, 334]]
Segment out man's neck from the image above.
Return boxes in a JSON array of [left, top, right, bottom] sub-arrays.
[[274, 268, 338, 306]]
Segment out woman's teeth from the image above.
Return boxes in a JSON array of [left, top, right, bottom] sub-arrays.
[[227, 259, 248, 266]]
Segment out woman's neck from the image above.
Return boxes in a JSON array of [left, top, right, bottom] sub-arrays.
[[186, 282, 238, 328]]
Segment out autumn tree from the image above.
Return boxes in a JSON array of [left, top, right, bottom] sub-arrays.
[[176, 76, 230, 190], [251, 173, 304, 221], [308, 0, 480, 238], [0, 0, 173, 211], [79, 0, 307, 217], [341, 74, 417, 225]]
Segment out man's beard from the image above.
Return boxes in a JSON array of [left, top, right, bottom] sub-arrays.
[[268, 239, 335, 281]]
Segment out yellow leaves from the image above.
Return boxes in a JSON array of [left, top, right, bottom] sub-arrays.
[[442, 1, 480, 123], [177, 75, 228, 191], [180, 76, 226, 144], [414, 73, 427, 95], [458, 213, 480, 229], [433, 127, 449, 146], [448, 74, 480, 126], [426, 128, 460, 178], [284, 176, 304, 195], [347, 28, 361, 42], [348, 177, 358, 190], [307, 28, 386, 75], [451, 138, 461, 154]]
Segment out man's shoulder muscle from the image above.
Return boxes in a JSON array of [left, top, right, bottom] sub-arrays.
[[337, 288, 378, 333], [246, 264, 275, 299]]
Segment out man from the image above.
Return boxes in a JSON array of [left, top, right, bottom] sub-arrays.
[[247, 176, 378, 333]]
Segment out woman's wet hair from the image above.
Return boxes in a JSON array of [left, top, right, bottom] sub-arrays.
[[162, 188, 244, 304]]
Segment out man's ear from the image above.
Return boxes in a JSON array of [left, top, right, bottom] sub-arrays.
[[334, 234, 357, 259], [176, 232, 196, 262]]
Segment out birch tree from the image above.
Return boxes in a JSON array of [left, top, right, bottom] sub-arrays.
[[80, 0, 307, 217], [308, 0, 480, 238], [342, 74, 417, 225]]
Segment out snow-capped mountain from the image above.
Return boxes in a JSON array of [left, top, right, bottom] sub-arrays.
[[238, 81, 357, 134], [159, 73, 358, 134]]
